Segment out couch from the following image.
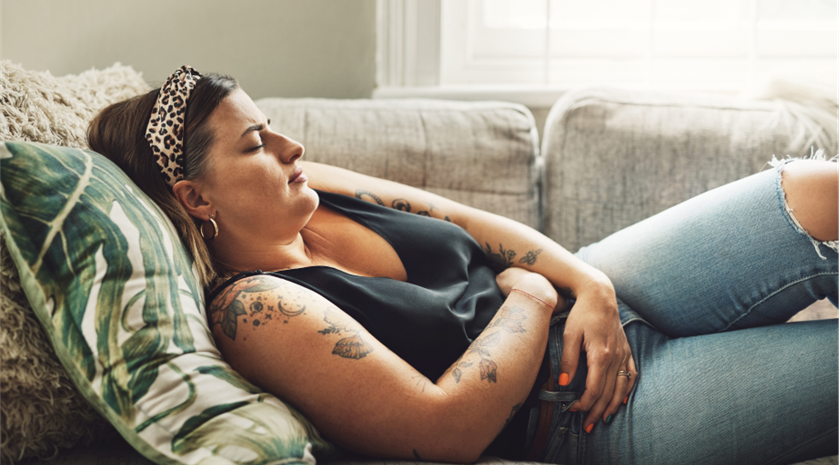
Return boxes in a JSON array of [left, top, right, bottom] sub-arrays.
[[1, 62, 836, 465]]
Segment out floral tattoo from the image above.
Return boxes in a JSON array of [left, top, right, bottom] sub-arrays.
[[450, 305, 528, 384]]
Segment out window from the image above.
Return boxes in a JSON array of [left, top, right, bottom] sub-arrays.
[[376, 0, 837, 101], [443, 0, 837, 91]]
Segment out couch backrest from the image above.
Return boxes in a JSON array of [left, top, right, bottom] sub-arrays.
[[256, 98, 542, 230], [541, 88, 825, 252]]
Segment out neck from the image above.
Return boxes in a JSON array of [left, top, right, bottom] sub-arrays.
[[209, 230, 314, 274]]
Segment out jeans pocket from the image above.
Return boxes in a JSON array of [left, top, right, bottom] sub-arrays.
[[541, 401, 582, 464]]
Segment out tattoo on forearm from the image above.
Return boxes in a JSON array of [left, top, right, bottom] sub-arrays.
[[413, 449, 423, 460], [450, 304, 528, 384], [518, 248, 543, 266], [209, 277, 305, 340], [487, 305, 527, 333], [392, 198, 411, 212], [355, 189, 385, 206], [503, 403, 523, 429], [452, 331, 501, 383], [485, 243, 543, 271], [318, 307, 374, 359], [484, 242, 516, 272], [451, 359, 471, 383]]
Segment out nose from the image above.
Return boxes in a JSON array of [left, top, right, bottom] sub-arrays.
[[274, 133, 304, 164]]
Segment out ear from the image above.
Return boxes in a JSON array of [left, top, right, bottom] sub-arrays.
[[171, 180, 212, 219]]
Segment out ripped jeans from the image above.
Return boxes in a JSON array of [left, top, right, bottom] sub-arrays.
[[532, 162, 839, 465]]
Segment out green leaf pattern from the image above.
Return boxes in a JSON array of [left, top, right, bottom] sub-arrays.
[[0, 142, 334, 464]]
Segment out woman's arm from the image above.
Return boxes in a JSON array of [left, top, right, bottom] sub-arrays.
[[304, 161, 637, 430], [209, 272, 556, 463]]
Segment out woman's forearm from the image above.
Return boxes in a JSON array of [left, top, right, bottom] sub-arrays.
[[459, 206, 614, 298], [455, 205, 632, 434], [417, 278, 555, 462]]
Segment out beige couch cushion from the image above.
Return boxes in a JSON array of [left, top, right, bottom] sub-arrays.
[[256, 98, 541, 229], [541, 88, 827, 253]]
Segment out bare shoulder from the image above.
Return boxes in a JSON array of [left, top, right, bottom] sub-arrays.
[[208, 273, 312, 342]]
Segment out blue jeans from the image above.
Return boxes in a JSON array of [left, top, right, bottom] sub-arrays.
[[535, 163, 839, 465]]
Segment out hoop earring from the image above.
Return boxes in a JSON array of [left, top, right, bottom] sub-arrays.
[[200, 215, 219, 242]]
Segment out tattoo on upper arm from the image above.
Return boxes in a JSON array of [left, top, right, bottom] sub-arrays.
[[503, 403, 523, 429], [355, 189, 385, 206], [417, 201, 433, 217], [209, 277, 306, 340], [391, 198, 411, 212], [355, 190, 451, 221], [318, 307, 374, 359]]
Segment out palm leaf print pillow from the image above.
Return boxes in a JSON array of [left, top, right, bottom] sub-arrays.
[[0, 141, 335, 465]]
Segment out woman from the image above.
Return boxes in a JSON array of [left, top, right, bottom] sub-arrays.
[[88, 66, 838, 465]]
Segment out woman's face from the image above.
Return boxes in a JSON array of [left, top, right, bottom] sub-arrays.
[[197, 89, 318, 241]]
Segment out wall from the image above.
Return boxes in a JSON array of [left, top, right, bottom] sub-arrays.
[[0, 0, 377, 100]]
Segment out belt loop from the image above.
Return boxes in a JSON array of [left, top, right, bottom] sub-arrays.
[[525, 316, 572, 462], [524, 357, 556, 461]]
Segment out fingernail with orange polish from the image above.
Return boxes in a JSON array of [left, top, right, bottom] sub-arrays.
[[585, 423, 594, 434], [559, 373, 570, 386], [623, 396, 628, 405]]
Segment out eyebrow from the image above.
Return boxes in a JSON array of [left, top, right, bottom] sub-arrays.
[[240, 123, 264, 138]]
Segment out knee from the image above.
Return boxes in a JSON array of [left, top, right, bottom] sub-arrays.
[[781, 160, 838, 242]]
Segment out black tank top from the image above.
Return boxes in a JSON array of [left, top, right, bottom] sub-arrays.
[[208, 189, 505, 379], [207, 190, 538, 458]]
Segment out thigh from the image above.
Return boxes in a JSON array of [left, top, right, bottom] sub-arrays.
[[575, 167, 838, 337], [587, 320, 839, 465]]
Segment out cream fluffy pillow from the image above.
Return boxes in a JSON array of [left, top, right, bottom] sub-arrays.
[[0, 60, 150, 462]]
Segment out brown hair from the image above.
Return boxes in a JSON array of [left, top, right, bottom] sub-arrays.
[[88, 73, 239, 289]]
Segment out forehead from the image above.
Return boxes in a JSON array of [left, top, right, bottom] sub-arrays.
[[207, 89, 263, 139]]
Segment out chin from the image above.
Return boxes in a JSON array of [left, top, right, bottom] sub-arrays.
[[299, 185, 320, 212]]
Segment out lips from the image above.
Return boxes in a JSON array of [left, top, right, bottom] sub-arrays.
[[288, 166, 307, 184]]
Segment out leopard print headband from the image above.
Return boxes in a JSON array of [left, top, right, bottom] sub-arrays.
[[145, 65, 202, 187]]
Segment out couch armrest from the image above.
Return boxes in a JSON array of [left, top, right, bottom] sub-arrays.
[[255, 98, 541, 229], [541, 88, 814, 252]]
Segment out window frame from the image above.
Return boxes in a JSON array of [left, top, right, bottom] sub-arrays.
[[374, 0, 838, 107]]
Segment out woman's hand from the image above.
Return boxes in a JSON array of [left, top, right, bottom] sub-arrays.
[[496, 267, 562, 311], [560, 278, 637, 433], [495, 266, 537, 296]]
